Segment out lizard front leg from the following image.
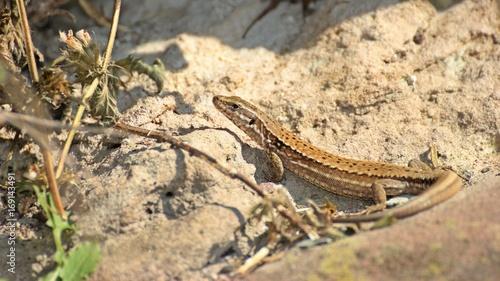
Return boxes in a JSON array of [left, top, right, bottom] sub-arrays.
[[263, 151, 285, 182]]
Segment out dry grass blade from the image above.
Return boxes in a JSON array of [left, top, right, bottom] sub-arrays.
[[114, 121, 325, 275], [113, 121, 268, 198], [55, 76, 100, 178], [15, 0, 37, 82], [13, 0, 65, 218]]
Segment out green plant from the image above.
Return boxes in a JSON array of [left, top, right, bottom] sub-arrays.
[[33, 185, 101, 281]]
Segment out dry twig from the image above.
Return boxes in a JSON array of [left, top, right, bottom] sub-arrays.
[[15, 0, 65, 218]]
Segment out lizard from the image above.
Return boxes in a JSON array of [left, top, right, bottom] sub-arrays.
[[212, 95, 462, 222]]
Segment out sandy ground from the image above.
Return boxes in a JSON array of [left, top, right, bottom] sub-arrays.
[[1, 0, 499, 280]]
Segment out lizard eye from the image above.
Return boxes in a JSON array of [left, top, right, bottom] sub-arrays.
[[249, 119, 255, 125], [231, 103, 239, 110]]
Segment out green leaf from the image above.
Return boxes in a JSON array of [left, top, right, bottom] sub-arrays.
[[60, 242, 102, 281], [33, 185, 78, 255], [39, 267, 61, 281], [115, 56, 166, 94], [53, 249, 66, 265]]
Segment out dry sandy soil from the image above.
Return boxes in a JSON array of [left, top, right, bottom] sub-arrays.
[[1, 0, 499, 280]]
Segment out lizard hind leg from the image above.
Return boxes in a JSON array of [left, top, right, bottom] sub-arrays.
[[364, 180, 388, 214], [364, 179, 410, 214]]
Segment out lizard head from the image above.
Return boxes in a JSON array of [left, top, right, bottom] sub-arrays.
[[213, 95, 261, 127], [213, 95, 268, 146]]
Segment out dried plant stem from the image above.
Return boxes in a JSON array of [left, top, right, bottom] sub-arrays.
[[114, 122, 267, 197], [235, 231, 284, 275], [56, 78, 100, 178], [115, 122, 322, 274], [16, 0, 65, 217], [42, 150, 66, 220], [113, 122, 319, 240], [430, 143, 439, 168], [275, 205, 319, 240], [16, 0, 38, 82], [102, 0, 121, 70], [235, 246, 271, 275], [78, 0, 112, 27]]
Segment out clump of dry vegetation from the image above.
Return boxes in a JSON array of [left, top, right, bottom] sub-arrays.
[[0, 0, 164, 279]]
